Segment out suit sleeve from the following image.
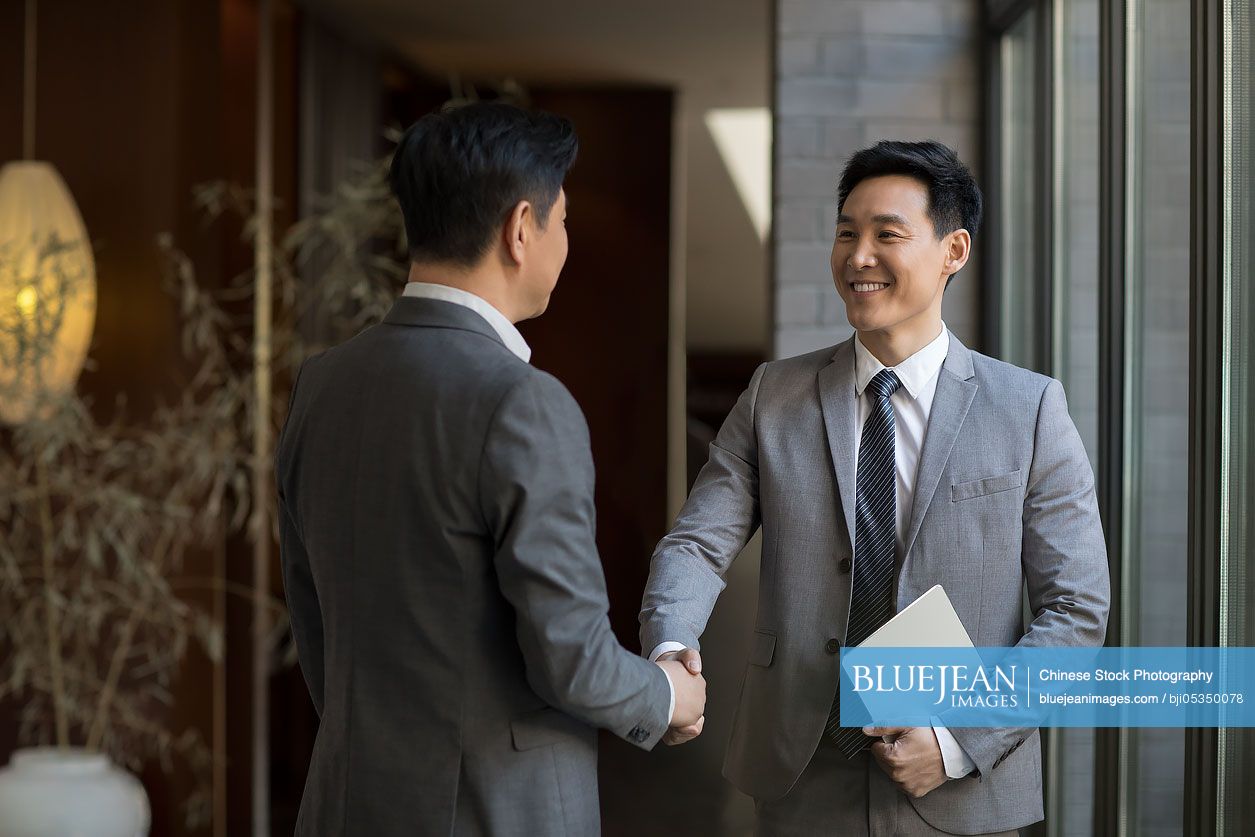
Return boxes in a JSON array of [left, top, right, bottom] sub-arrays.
[[479, 370, 673, 750], [276, 359, 326, 717], [638, 364, 766, 655], [949, 378, 1111, 779]]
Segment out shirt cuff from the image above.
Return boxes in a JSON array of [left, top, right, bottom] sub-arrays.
[[648, 641, 689, 662], [657, 665, 675, 725], [932, 723, 976, 778], [650, 642, 687, 726]]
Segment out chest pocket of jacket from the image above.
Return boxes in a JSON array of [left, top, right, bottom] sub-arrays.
[[951, 469, 1022, 502]]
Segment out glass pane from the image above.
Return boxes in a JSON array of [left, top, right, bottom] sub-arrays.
[[1056, 0, 1101, 464], [999, 10, 1040, 369], [1050, 1, 1101, 833], [1219, 0, 1255, 829], [1123, 0, 1191, 834]]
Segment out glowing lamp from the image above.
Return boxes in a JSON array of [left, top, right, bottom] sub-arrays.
[[0, 160, 97, 424]]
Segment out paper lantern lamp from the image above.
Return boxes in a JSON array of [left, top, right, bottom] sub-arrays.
[[0, 160, 97, 424]]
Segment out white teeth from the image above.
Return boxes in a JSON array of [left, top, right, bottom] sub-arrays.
[[853, 283, 889, 292]]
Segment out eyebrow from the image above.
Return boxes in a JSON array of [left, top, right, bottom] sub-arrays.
[[836, 212, 912, 226]]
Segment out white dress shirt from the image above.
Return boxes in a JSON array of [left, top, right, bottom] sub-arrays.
[[402, 282, 532, 363], [402, 282, 678, 724], [651, 324, 976, 777]]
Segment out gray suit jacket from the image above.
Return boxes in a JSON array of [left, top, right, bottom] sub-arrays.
[[639, 332, 1110, 835], [277, 297, 671, 836]]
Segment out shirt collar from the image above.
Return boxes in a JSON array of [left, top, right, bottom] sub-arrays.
[[853, 324, 950, 400], [402, 282, 531, 363]]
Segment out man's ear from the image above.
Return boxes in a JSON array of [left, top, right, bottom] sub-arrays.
[[504, 200, 532, 266], [943, 229, 972, 278]]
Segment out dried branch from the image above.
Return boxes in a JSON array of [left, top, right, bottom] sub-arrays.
[[0, 129, 428, 830]]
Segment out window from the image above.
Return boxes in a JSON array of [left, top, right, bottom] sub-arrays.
[[1050, 2, 1102, 832], [1218, 0, 1255, 827], [986, 1, 1212, 834], [1120, 1, 1192, 833], [995, 9, 1043, 371]]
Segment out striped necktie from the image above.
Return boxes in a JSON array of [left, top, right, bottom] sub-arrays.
[[827, 368, 901, 756]]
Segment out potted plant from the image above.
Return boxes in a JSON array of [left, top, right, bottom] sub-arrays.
[[0, 232, 255, 834], [0, 139, 409, 833]]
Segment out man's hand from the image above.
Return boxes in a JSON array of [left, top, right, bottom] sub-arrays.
[[657, 647, 703, 676], [865, 726, 948, 798], [656, 649, 705, 745], [664, 713, 705, 745]]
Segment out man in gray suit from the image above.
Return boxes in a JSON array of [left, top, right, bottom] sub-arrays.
[[640, 140, 1110, 834], [277, 102, 706, 836]]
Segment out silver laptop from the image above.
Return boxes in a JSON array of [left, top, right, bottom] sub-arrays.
[[858, 584, 973, 648]]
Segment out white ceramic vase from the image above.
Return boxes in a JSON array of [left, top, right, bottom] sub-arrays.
[[0, 747, 150, 837]]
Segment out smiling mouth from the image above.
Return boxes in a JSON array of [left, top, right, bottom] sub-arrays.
[[850, 282, 890, 293]]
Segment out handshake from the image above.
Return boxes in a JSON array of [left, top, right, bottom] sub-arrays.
[[654, 648, 707, 746]]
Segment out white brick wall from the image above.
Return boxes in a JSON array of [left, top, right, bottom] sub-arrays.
[[774, 0, 984, 358]]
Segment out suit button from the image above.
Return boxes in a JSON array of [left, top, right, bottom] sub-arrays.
[[838, 558, 852, 574], [826, 638, 841, 654]]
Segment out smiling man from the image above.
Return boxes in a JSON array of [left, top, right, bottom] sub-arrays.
[[639, 140, 1110, 835]]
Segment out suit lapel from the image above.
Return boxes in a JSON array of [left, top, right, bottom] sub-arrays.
[[903, 333, 979, 560], [817, 338, 859, 545]]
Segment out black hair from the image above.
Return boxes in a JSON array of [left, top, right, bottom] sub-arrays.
[[389, 102, 578, 266], [837, 140, 983, 239]]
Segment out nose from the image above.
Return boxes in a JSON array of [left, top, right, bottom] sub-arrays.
[[848, 241, 877, 271]]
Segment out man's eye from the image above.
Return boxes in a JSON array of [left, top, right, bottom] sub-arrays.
[[836, 230, 855, 239], [878, 231, 900, 239]]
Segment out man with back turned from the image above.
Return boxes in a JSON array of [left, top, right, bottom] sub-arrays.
[[276, 102, 706, 836]]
